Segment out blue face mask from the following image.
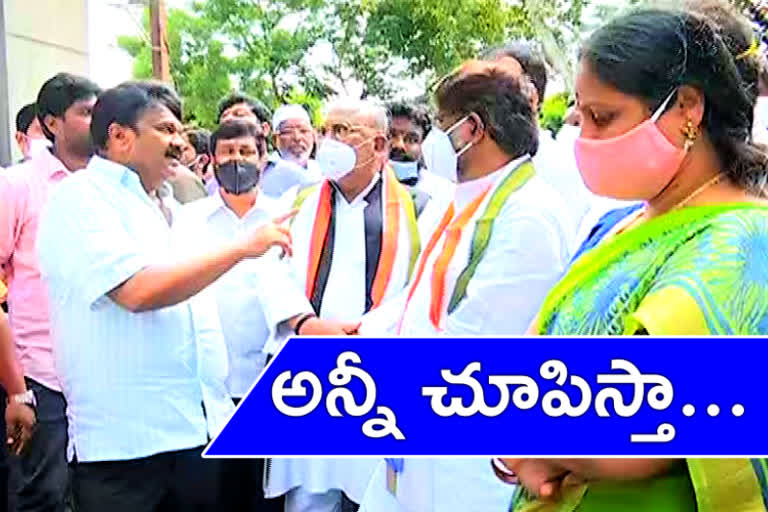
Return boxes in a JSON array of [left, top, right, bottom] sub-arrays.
[[389, 160, 419, 182]]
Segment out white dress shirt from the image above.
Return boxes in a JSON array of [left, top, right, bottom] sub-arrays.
[[267, 172, 414, 511], [37, 156, 233, 462], [533, 128, 592, 250], [358, 156, 575, 512], [173, 191, 312, 398], [288, 173, 413, 322], [362, 155, 574, 336]]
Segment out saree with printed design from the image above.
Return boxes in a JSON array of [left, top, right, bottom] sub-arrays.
[[513, 204, 768, 512]]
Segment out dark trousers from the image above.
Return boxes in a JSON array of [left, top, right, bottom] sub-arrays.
[[7, 378, 69, 512], [220, 397, 285, 512], [72, 446, 224, 512]]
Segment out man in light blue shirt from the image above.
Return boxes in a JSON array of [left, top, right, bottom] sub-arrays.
[[174, 120, 358, 512], [36, 82, 295, 512]]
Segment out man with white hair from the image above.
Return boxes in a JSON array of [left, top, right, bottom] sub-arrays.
[[271, 104, 320, 175], [257, 104, 323, 198], [264, 98, 423, 512]]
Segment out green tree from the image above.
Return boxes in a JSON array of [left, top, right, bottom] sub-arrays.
[[118, 8, 233, 128], [315, 0, 404, 99], [118, 0, 592, 121], [366, 0, 532, 79], [197, 0, 331, 107], [539, 92, 570, 136]]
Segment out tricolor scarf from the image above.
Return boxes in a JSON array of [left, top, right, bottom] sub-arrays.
[[399, 161, 536, 331], [296, 166, 420, 313]]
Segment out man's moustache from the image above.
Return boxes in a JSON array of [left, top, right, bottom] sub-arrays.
[[389, 150, 415, 162], [165, 146, 183, 159]]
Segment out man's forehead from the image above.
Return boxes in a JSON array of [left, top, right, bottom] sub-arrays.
[[140, 104, 182, 127], [279, 117, 312, 129], [390, 116, 421, 134], [326, 107, 375, 127], [217, 136, 258, 148]]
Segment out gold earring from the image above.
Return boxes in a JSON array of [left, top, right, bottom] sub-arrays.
[[682, 120, 699, 151]]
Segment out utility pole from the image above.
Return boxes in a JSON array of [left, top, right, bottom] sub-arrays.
[[149, 0, 171, 82]]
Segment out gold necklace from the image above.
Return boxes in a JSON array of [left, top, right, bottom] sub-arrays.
[[671, 172, 725, 211], [614, 173, 725, 236]]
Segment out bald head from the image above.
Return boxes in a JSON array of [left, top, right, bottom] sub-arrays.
[[319, 97, 390, 195], [325, 98, 389, 133]]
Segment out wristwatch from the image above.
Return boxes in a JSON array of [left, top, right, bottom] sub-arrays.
[[9, 390, 37, 412]]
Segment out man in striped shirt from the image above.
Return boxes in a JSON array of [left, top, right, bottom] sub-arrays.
[[37, 81, 294, 512]]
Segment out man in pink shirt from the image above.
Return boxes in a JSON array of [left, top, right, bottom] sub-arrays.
[[0, 73, 100, 512]]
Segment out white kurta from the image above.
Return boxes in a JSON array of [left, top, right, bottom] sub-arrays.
[[267, 172, 415, 509], [173, 192, 313, 398], [415, 169, 456, 244], [533, 128, 593, 254], [361, 156, 574, 337], [288, 173, 414, 322], [358, 156, 575, 512]]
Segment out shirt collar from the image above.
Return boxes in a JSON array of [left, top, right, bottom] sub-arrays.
[[88, 154, 133, 181], [37, 147, 71, 179], [454, 154, 530, 211], [87, 155, 150, 199], [208, 187, 274, 222], [331, 171, 381, 207]]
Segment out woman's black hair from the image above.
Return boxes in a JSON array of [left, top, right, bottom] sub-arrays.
[[582, 8, 768, 195], [687, 0, 760, 104]]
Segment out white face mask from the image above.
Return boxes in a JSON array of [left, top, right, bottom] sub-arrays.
[[316, 138, 358, 181], [421, 115, 473, 183], [25, 137, 51, 160], [316, 136, 376, 181], [389, 160, 419, 182]]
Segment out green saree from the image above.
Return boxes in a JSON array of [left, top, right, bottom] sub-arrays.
[[514, 204, 768, 512]]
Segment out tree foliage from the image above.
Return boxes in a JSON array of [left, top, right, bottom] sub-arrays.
[[118, 0, 590, 128], [118, 8, 232, 127]]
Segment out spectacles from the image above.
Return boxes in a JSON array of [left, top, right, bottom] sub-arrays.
[[319, 122, 371, 139], [277, 127, 314, 138]]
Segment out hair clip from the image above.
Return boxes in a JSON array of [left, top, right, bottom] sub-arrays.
[[737, 37, 760, 60]]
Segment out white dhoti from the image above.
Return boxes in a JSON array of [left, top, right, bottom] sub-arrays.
[[359, 459, 516, 512], [267, 458, 380, 511]]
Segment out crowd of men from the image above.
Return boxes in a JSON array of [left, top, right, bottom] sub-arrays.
[[0, 36, 720, 512]]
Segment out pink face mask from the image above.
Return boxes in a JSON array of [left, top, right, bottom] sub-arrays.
[[574, 91, 687, 201]]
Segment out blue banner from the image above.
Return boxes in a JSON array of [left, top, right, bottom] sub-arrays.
[[204, 336, 768, 457]]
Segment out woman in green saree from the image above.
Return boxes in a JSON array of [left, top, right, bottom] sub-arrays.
[[496, 6, 768, 512]]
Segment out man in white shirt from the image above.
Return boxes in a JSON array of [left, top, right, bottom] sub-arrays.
[[386, 101, 452, 200], [386, 101, 454, 239], [358, 58, 574, 512], [261, 105, 322, 197], [174, 120, 359, 511], [270, 103, 322, 179], [36, 82, 295, 512], [484, 41, 593, 248], [258, 104, 322, 198], [266, 99, 422, 512]]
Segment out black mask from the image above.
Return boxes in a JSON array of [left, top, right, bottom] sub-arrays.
[[214, 160, 261, 195]]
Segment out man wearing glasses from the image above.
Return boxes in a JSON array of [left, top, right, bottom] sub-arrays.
[[259, 104, 322, 197], [271, 104, 321, 179], [265, 99, 422, 512]]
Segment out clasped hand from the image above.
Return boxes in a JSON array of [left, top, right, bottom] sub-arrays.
[[492, 458, 585, 501]]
